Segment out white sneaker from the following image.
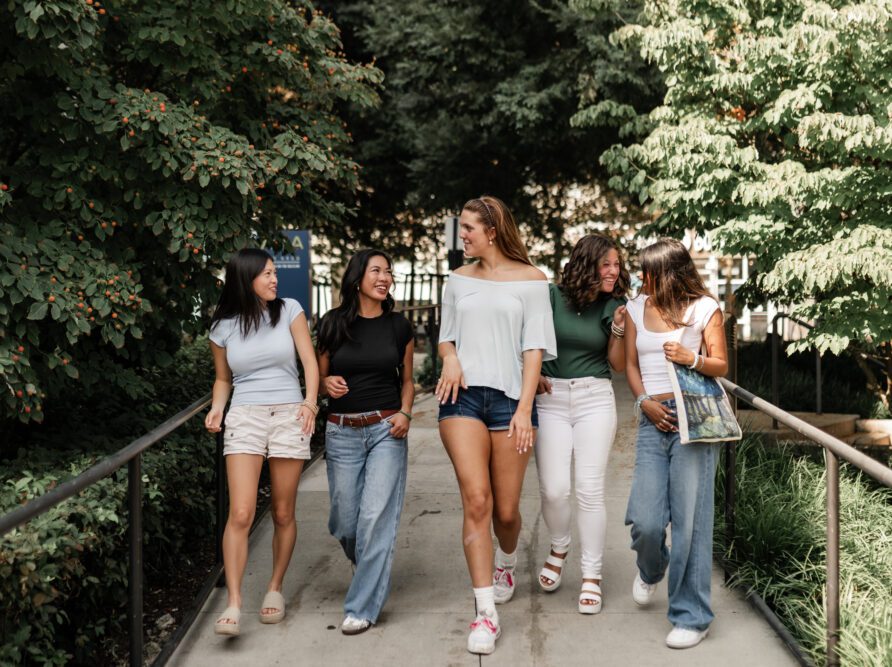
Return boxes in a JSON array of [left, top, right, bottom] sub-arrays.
[[666, 626, 709, 649], [467, 610, 500, 654], [341, 615, 372, 635], [632, 572, 657, 606], [492, 567, 515, 604]]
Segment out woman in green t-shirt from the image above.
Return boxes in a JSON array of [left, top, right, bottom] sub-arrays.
[[534, 234, 629, 614]]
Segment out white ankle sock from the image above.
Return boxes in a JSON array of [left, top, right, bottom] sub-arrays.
[[495, 546, 517, 570], [473, 586, 497, 618]]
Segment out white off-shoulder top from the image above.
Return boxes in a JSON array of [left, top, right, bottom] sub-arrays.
[[439, 273, 557, 400]]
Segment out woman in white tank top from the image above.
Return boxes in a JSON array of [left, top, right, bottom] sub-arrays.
[[623, 239, 728, 650]]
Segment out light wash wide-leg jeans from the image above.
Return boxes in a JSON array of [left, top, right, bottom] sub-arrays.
[[325, 415, 408, 623], [625, 400, 720, 631]]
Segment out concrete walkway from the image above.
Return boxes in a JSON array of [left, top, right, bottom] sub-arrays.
[[172, 380, 797, 667]]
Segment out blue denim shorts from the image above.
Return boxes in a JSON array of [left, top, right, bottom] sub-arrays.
[[437, 386, 538, 431]]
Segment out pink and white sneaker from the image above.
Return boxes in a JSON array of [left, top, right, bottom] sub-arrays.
[[467, 610, 500, 654], [492, 567, 515, 604]]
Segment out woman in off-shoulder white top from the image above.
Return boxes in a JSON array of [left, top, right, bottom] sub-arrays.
[[436, 196, 556, 656]]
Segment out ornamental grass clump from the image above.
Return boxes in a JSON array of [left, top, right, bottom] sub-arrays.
[[717, 438, 892, 666]]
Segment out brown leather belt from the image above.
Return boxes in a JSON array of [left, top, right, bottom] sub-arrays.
[[328, 409, 399, 428]]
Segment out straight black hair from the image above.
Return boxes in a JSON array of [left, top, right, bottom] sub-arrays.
[[316, 249, 395, 355], [210, 248, 283, 337]]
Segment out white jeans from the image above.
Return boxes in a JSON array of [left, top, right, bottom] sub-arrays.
[[534, 377, 617, 579]]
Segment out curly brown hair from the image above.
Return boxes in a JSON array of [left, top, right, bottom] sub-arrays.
[[639, 238, 713, 328], [559, 234, 630, 311]]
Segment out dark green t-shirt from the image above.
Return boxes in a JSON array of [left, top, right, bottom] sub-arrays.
[[541, 284, 625, 380]]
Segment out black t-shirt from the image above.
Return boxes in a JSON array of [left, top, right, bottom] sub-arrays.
[[327, 312, 413, 414]]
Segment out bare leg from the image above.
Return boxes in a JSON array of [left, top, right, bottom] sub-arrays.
[[263, 457, 305, 615], [222, 454, 264, 619], [490, 430, 533, 554], [440, 418, 495, 587]]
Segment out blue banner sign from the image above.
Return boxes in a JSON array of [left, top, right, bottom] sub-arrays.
[[272, 230, 312, 313]]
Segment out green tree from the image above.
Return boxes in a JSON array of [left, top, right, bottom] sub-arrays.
[[325, 0, 660, 271], [599, 0, 892, 412], [0, 0, 380, 427]]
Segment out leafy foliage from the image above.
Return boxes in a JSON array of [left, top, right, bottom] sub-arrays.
[[0, 336, 217, 664], [324, 0, 661, 270], [0, 0, 380, 424], [598, 0, 892, 407]]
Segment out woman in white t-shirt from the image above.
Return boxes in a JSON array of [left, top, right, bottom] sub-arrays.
[[623, 239, 728, 650], [437, 196, 557, 656], [204, 248, 320, 636]]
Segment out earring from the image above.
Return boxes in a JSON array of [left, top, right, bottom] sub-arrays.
[[489, 239, 494, 246]]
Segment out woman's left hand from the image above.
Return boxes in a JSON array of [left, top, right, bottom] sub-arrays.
[[297, 405, 316, 436], [388, 412, 410, 438], [507, 408, 535, 454], [612, 305, 627, 326], [662, 341, 696, 366]]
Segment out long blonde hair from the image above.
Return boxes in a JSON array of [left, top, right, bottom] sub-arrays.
[[462, 195, 532, 266]]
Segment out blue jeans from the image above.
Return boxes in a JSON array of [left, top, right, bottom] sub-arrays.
[[625, 400, 720, 631], [325, 414, 408, 623]]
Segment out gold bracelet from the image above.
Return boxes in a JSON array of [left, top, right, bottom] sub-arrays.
[[301, 401, 320, 415]]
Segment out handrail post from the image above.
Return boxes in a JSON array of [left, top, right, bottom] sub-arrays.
[[724, 313, 738, 583], [771, 316, 780, 430], [128, 455, 144, 667], [815, 350, 823, 415], [826, 450, 840, 666], [215, 429, 226, 585]]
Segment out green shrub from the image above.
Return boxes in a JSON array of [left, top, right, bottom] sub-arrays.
[[0, 0, 380, 425], [414, 352, 438, 390], [736, 340, 888, 418], [716, 438, 892, 666], [0, 337, 217, 664]]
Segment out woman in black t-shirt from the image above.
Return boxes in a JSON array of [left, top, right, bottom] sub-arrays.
[[316, 249, 415, 635]]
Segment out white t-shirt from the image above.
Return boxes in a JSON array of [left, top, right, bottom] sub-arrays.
[[209, 298, 306, 406], [439, 273, 557, 400], [626, 294, 720, 396]]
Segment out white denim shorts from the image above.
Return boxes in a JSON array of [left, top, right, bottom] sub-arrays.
[[223, 403, 311, 459]]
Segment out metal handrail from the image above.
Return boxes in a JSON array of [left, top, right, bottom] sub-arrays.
[[771, 313, 822, 427], [720, 374, 892, 667], [0, 392, 214, 667]]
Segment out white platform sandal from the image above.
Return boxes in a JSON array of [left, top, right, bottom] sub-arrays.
[[538, 548, 568, 592], [578, 581, 603, 614]]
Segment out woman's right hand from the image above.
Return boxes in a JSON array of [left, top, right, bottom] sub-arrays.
[[642, 399, 677, 432], [324, 375, 349, 398], [536, 376, 552, 395], [205, 407, 224, 433], [436, 355, 467, 404]]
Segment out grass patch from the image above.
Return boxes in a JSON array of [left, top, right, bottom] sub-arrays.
[[716, 437, 892, 666]]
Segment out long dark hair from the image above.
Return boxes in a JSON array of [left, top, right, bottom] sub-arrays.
[[210, 248, 283, 337], [316, 249, 395, 355], [462, 196, 533, 266], [639, 238, 713, 328], [559, 234, 630, 311]]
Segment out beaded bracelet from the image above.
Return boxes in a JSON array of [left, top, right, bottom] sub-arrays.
[[399, 410, 413, 421], [634, 393, 652, 416]]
